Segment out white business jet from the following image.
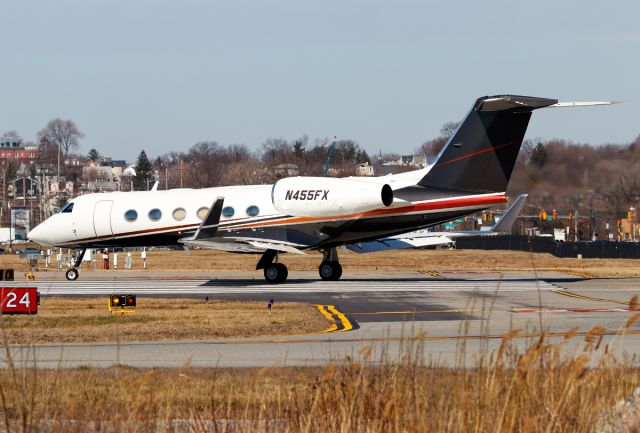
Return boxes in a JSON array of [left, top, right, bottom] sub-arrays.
[[27, 95, 615, 283]]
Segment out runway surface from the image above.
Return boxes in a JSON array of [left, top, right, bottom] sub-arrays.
[[5, 270, 640, 368]]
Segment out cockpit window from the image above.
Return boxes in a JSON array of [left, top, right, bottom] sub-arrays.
[[60, 203, 74, 213]]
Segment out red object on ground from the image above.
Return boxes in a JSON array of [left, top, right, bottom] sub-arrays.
[[1, 288, 38, 314]]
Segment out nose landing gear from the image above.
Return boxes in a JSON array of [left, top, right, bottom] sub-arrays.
[[65, 268, 79, 281], [65, 248, 86, 281]]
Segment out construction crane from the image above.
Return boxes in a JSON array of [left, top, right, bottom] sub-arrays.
[[323, 137, 337, 177]]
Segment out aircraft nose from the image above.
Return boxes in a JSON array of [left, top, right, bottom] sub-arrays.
[[28, 222, 51, 246]]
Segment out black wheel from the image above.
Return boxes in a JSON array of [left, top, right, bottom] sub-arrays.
[[275, 263, 288, 282], [264, 263, 288, 283], [66, 268, 79, 281], [319, 262, 342, 281], [332, 262, 343, 280]]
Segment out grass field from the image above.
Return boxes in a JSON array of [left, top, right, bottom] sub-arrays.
[[1, 333, 639, 433], [0, 298, 327, 344], [7, 248, 640, 278]]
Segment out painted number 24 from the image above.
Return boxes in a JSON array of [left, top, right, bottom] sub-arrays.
[[5, 292, 30, 308]]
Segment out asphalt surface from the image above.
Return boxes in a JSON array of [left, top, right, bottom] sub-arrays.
[[5, 269, 640, 368]]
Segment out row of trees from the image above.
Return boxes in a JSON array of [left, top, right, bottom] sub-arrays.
[[506, 136, 640, 219], [143, 136, 372, 189]]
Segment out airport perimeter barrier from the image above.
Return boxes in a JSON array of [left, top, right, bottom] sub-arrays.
[[454, 235, 640, 259]]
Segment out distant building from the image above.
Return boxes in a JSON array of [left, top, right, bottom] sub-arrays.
[[0, 138, 39, 159], [383, 155, 427, 168], [274, 163, 300, 177], [356, 162, 375, 176], [108, 159, 127, 168]]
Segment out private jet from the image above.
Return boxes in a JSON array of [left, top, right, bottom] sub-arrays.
[[27, 95, 614, 282]]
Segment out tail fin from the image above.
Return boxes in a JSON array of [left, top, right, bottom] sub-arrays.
[[418, 95, 557, 193], [489, 194, 527, 233]]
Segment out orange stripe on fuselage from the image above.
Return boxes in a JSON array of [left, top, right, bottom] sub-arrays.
[[223, 193, 507, 231]]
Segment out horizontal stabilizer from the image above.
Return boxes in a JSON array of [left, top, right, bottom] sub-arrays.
[[547, 101, 622, 108]]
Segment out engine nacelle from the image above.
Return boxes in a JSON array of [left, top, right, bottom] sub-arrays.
[[272, 177, 393, 218]]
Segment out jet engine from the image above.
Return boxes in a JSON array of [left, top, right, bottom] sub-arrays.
[[272, 177, 393, 217]]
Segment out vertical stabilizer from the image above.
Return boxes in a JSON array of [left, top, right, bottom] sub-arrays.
[[418, 95, 557, 193]]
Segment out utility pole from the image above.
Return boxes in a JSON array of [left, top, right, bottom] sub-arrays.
[[57, 142, 60, 183], [179, 161, 184, 188], [165, 167, 168, 190]]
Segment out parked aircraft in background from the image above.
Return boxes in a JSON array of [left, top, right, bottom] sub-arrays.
[[348, 194, 527, 253], [27, 95, 615, 283]]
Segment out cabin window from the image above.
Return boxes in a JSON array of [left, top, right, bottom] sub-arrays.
[[124, 210, 138, 222], [196, 207, 209, 220], [172, 208, 186, 221], [222, 206, 235, 218], [246, 205, 259, 217], [148, 208, 162, 221], [60, 203, 74, 213]]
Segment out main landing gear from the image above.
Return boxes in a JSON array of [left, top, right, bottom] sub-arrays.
[[256, 247, 343, 283], [257, 250, 288, 284], [319, 247, 342, 281], [65, 248, 86, 281]]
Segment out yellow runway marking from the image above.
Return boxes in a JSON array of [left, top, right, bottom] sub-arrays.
[[351, 309, 478, 316], [206, 328, 640, 346], [315, 305, 356, 332], [552, 289, 630, 306]]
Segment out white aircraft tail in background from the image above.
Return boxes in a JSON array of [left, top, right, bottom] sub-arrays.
[[348, 194, 527, 253]]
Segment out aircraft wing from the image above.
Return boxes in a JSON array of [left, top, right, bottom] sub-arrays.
[[181, 237, 307, 254], [180, 198, 306, 254], [348, 235, 453, 253]]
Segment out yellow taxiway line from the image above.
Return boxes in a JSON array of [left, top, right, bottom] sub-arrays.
[[552, 289, 630, 306], [315, 305, 356, 332]]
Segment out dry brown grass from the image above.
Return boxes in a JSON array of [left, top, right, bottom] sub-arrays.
[[0, 334, 639, 432], [0, 298, 327, 344]]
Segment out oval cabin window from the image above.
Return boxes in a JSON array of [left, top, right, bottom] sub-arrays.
[[148, 208, 162, 221], [246, 205, 260, 217], [124, 210, 138, 222], [222, 206, 235, 218], [172, 208, 186, 221], [196, 207, 209, 220]]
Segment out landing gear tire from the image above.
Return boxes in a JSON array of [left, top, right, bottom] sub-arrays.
[[319, 262, 342, 281], [264, 263, 288, 284], [66, 268, 79, 281]]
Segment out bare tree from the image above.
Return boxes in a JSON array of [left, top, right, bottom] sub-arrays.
[[37, 119, 84, 176]]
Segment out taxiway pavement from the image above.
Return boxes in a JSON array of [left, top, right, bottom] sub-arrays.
[[5, 270, 640, 368]]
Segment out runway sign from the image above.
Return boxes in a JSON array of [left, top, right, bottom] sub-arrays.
[[1, 287, 38, 314], [108, 294, 137, 313]]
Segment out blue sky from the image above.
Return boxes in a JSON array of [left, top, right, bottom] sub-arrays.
[[0, 0, 637, 160]]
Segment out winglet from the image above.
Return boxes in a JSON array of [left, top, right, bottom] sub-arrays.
[[489, 194, 527, 233], [190, 197, 225, 240], [150, 181, 159, 191]]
